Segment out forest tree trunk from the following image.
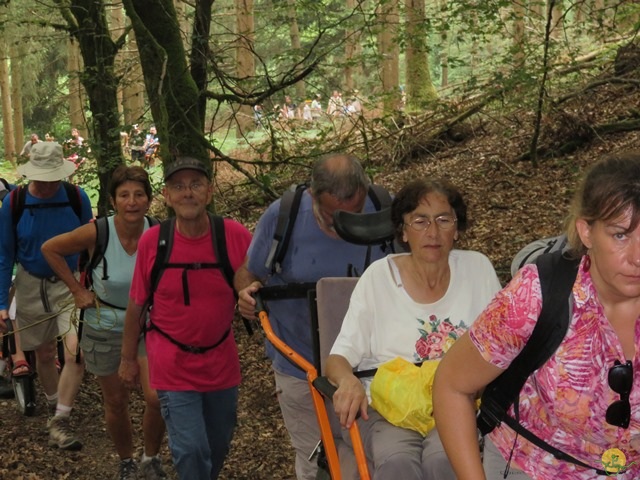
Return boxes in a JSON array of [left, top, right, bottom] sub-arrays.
[[57, 0, 126, 215], [0, 34, 15, 166], [287, 0, 305, 102], [191, 0, 213, 128], [236, 0, 256, 136], [122, 30, 146, 126], [405, 0, 438, 112], [67, 37, 86, 137], [122, 0, 209, 172], [377, 0, 400, 114], [10, 41, 23, 159], [513, 1, 526, 69]]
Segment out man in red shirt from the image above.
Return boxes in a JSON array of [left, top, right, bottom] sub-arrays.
[[119, 157, 252, 480]]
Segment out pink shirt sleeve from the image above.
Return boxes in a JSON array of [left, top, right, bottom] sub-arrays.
[[469, 264, 543, 370]]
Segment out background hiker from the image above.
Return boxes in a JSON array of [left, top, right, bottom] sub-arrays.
[[0, 142, 93, 450], [19, 133, 42, 158]]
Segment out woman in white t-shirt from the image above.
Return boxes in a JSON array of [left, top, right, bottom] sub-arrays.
[[326, 178, 501, 480]]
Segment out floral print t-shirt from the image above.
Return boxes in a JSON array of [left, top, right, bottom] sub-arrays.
[[470, 257, 640, 479], [330, 251, 501, 400]]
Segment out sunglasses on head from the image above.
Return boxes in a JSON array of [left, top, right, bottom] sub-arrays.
[[606, 360, 633, 429]]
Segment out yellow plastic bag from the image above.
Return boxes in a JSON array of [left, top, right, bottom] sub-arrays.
[[370, 357, 439, 436]]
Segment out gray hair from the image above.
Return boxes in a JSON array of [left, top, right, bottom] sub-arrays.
[[310, 154, 370, 201]]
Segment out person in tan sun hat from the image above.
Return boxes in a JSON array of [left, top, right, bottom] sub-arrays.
[[0, 141, 93, 451], [17, 142, 77, 181]]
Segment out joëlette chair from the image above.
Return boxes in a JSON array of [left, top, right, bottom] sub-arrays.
[[254, 207, 397, 480]]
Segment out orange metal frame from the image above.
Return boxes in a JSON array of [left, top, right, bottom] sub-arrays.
[[257, 308, 370, 480]]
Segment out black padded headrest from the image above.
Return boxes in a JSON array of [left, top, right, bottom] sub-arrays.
[[332, 208, 395, 245]]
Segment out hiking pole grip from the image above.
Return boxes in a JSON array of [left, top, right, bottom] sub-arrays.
[[312, 376, 337, 399], [252, 291, 265, 316], [313, 376, 364, 421]]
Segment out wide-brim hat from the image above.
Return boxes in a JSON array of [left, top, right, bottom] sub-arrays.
[[164, 157, 211, 181], [17, 142, 76, 181]]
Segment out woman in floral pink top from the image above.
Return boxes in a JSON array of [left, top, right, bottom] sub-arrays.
[[433, 151, 640, 479]]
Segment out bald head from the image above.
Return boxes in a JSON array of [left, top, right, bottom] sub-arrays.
[[310, 154, 370, 201]]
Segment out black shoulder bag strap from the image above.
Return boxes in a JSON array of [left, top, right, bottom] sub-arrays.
[[12, 182, 82, 228], [149, 218, 175, 306], [61, 181, 83, 221], [90, 216, 110, 281], [477, 251, 578, 435], [149, 215, 233, 306], [209, 213, 234, 292], [265, 184, 306, 274]]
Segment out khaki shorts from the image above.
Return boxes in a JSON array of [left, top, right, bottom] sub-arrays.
[[81, 324, 147, 377], [14, 264, 78, 350]]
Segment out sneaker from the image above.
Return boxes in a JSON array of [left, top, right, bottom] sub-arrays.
[[117, 458, 138, 480], [47, 415, 83, 451], [139, 457, 167, 479]]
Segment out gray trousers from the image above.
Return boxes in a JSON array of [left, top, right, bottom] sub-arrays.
[[274, 370, 320, 480], [343, 407, 455, 480], [483, 437, 531, 479]]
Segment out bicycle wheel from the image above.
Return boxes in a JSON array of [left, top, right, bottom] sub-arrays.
[[13, 374, 37, 416]]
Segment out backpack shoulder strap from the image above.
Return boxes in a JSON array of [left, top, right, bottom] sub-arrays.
[[146, 215, 160, 227], [149, 217, 176, 301], [477, 250, 579, 435], [61, 181, 83, 221], [367, 184, 392, 211], [208, 213, 234, 290], [10, 186, 27, 228], [89, 216, 110, 281], [264, 183, 307, 273]]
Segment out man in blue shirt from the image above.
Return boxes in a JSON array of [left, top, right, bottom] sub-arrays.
[[0, 142, 93, 451], [235, 154, 389, 480]]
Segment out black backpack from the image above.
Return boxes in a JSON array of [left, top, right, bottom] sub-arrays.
[[144, 212, 236, 354], [7, 182, 84, 264], [264, 183, 392, 274], [148, 212, 234, 304], [476, 251, 608, 475], [510, 235, 569, 277], [10, 181, 83, 227], [477, 250, 578, 434]]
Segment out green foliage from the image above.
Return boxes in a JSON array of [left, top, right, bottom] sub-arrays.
[[1, 0, 637, 201]]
